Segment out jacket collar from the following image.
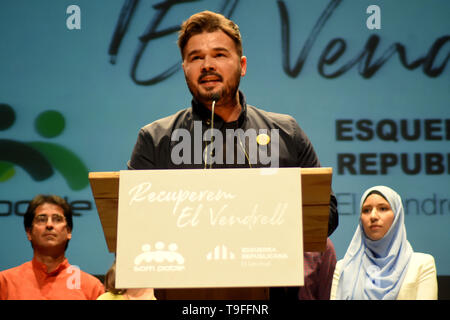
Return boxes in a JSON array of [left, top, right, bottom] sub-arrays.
[[191, 90, 247, 128]]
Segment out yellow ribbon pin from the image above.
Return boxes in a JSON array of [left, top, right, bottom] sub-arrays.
[[256, 133, 270, 146]]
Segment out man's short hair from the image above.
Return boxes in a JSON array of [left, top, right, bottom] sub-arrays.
[[178, 10, 243, 59]]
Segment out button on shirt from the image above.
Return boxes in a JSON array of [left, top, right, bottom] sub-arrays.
[[0, 258, 104, 300]]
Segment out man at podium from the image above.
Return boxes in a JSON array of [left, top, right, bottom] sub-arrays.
[[127, 10, 339, 299], [127, 10, 338, 236]]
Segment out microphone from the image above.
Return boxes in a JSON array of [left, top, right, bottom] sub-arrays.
[[204, 93, 221, 169]]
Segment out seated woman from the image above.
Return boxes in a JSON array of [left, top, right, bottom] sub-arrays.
[[331, 186, 437, 300], [97, 261, 156, 300]]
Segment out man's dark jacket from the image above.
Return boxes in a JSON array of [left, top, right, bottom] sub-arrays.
[[128, 91, 338, 235]]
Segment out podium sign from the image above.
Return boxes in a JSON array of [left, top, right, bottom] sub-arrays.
[[115, 168, 303, 289]]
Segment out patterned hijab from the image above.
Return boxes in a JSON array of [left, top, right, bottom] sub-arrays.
[[336, 186, 413, 300]]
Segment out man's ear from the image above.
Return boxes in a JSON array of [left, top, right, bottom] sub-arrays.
[[26, 228, 32, 241], [240, 56, 247, 77]]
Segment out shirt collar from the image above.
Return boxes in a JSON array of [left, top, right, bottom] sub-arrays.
[[191, 90, 247, 128], [32, 256, 70, 276]]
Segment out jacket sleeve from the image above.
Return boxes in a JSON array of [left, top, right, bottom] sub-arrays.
[[291, 117, 338, 236], [128, 128, 158, 170], [330, 260, 342, 300], [415, 254, 438, 300]]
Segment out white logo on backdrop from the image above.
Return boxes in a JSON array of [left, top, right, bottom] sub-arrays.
[[206, 244, 236, 261]]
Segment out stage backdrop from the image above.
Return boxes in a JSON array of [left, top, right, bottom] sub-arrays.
[[1, 0, 449, 276]]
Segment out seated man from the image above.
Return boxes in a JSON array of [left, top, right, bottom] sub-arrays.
[[0, 194, 104, 300]]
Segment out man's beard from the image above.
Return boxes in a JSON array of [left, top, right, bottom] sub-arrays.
[[186, 67, 241, 105]]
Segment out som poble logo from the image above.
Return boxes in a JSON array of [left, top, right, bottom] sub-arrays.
[[0, 104, 89, 190], [133, 242, 185, 272]]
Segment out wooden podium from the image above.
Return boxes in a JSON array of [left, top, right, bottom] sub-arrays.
[[89, 167, 332, 300]]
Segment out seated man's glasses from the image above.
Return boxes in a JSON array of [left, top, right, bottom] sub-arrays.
[[34, 214, 66, 225]]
